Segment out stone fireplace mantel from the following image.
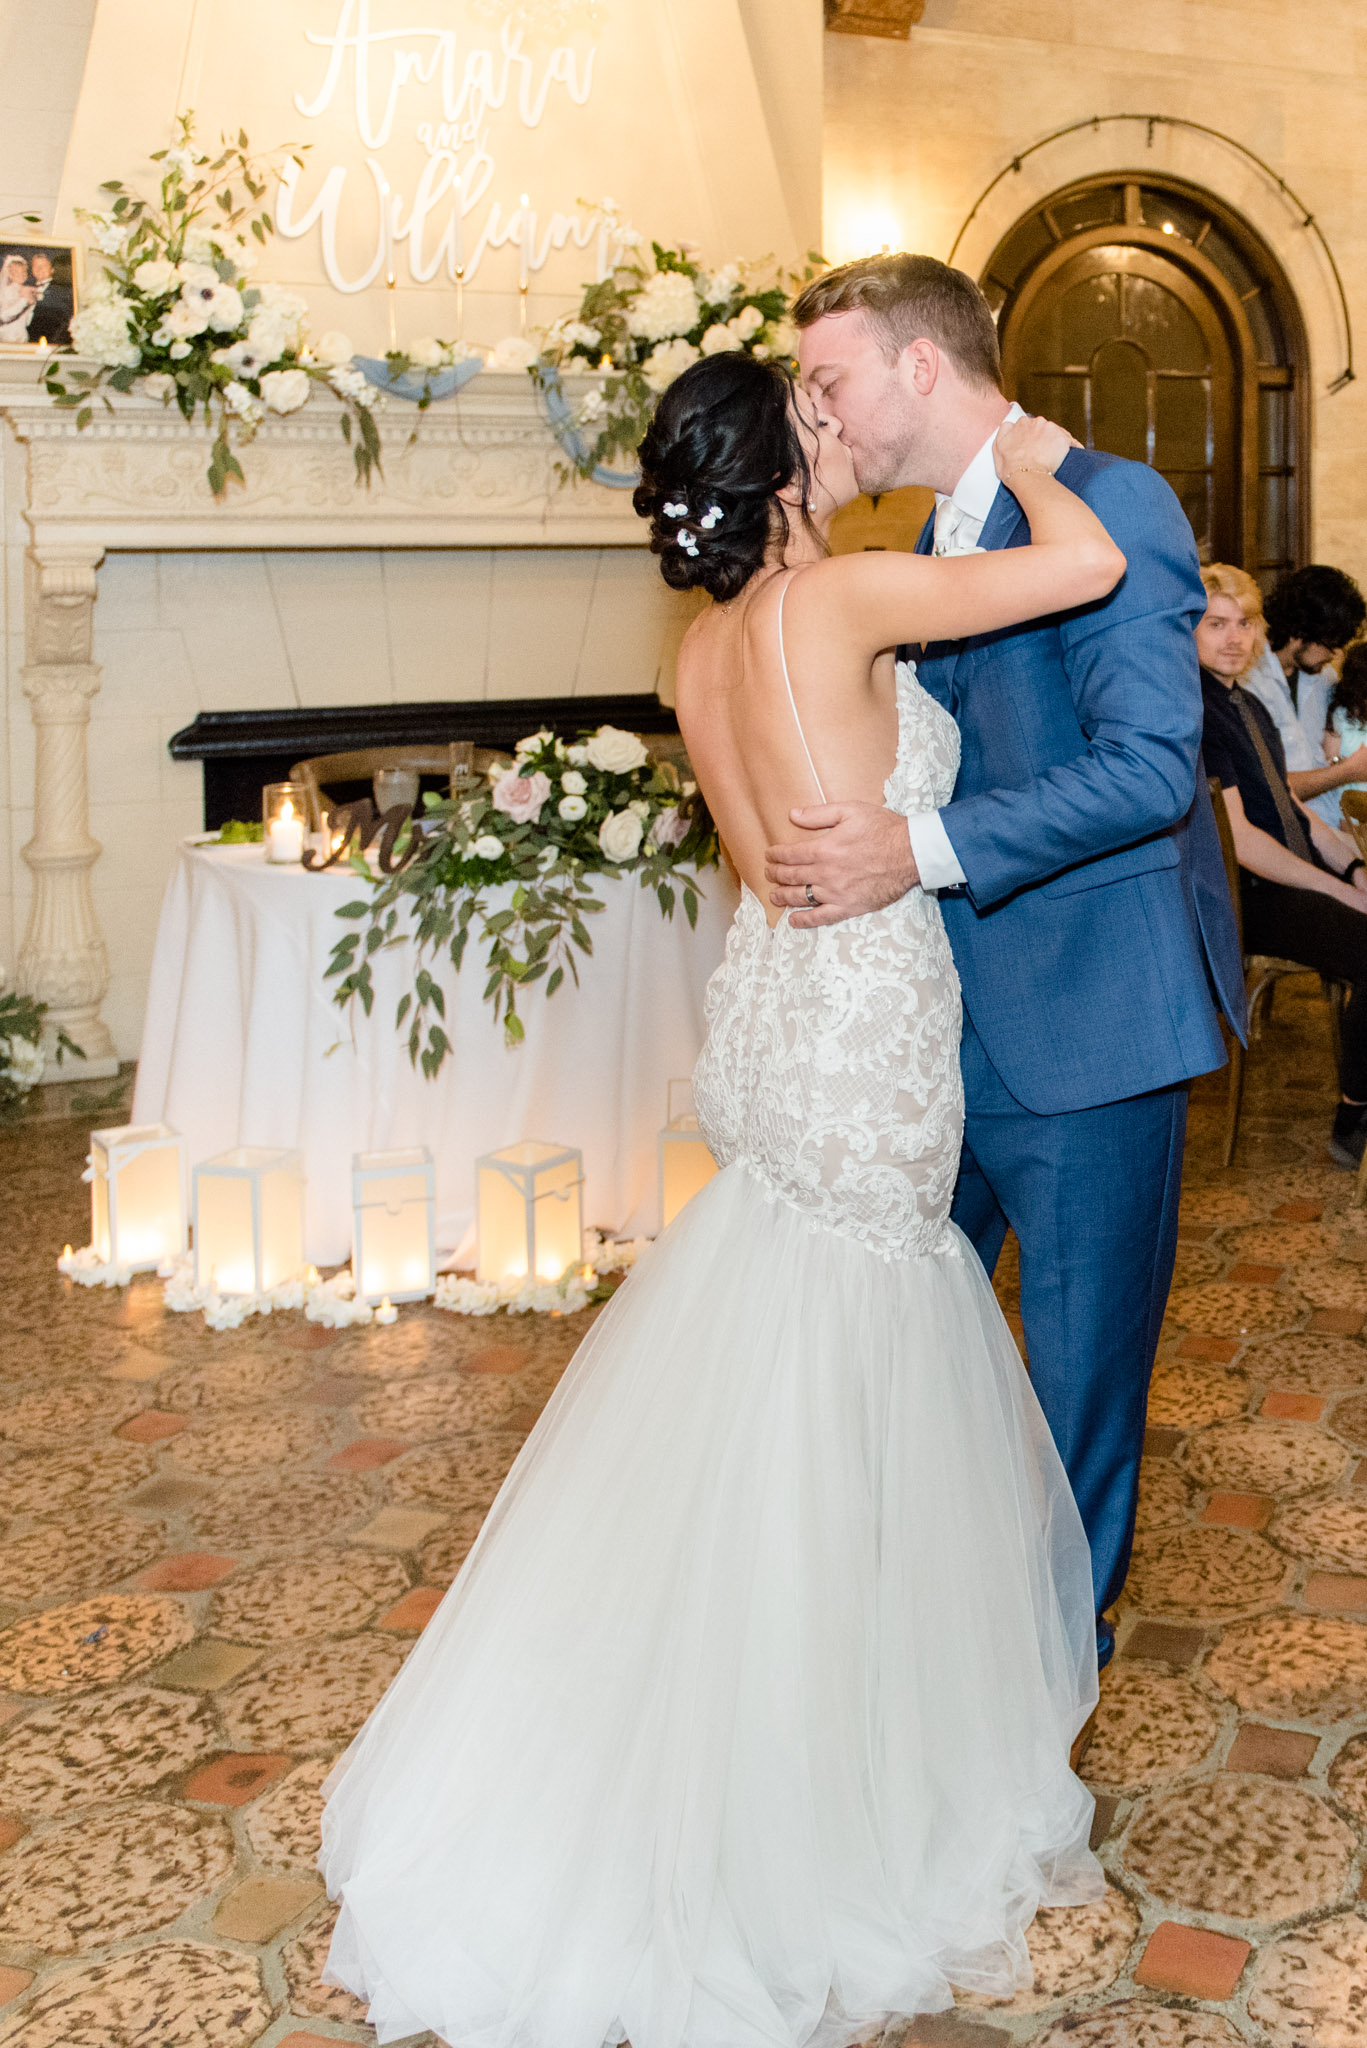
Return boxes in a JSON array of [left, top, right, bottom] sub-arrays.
[[0, 368, 646, 1076]]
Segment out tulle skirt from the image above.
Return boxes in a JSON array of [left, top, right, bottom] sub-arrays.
[[319, 1160, 1102, 2048]]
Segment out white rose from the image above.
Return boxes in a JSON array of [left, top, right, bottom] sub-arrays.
[[315, 329, 355, 367], [598, 809, 644, 862], [642, 337, 698, 393], [169, 340, 192, 360], [731, 303, 764, 340], [566, 745, 589, 766], [141, 372, 176, 401], [626, 268, 699, 341], [486, 335, 539, 371], [472, 834, 505, 860], [516, 729, 553, 757], [560, 770, 587, 795], [700, 322, 742, 356], [585, 725, 649, 774], [162, 294, 209, 339], [628, 798, 651, 819], [558, 794, 588, 822], [408, 336, 445, 369], [133, 258, 177, 296], [181, 230, 217, 265], [260, 368, 311, 414], [245, 309, 289, 362]]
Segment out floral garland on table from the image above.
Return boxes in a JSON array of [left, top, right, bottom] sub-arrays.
[[45, 115, 382, 496], [535, 207, 822, 482], [327, 724, 719, 1062]]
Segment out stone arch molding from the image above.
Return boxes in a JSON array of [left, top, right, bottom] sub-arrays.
[[948, 120, 1346, 404]]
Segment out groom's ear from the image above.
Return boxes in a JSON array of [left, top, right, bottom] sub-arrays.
[[901, 338, 940, 397]]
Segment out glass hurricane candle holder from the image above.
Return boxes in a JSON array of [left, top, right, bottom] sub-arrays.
[[263, 782, 307, 865], [89, 1122, 186, 1271], [658, 1079, 718, 1230], [193, 1146, 305, 1295], [476, 1141, 583, 1284], [352, 1146, 436, 1304]]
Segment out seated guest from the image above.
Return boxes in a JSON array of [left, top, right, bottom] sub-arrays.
[[1318, 644, 1367, 825], [1199, 564, 1367, 1168], [1242, 563, 1367, 816]]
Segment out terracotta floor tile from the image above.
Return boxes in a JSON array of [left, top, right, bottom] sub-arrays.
[[0, 1816, 27, 1852], [1202, 1490, 1275, 1530], [1225, 1722, 1320, 1776], [300, 1372, 369, 1407], [136, 1552, 237, 1592], [380, 1585, 445, 1631], [1227, 1263, 1285, 1284], [1121, 1621, 1207, 1667], [468, 1345, 531, 1374], [1310, 1308, 1365, 1336], [1303, 1571, 1367, 1613], [327, 1435, 407, 1472], [211, 1871, 321, 1942], [1274, 1202, 1324, 1222], [1177, 1224, 1217, 1244], [1261, 1390, 1326, 1421], [1143, 1425, 1186, 1459], [155, 1639, 262, 1690], [115, 1408, 190, 1443], [1179, 1335, 1242, 1362], [1134, 1920, 1252, 1999], [0, 1967, 33, 2006], [183, 1751, 294, 1805]]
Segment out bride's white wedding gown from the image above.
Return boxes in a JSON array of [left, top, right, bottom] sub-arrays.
[[318, 655, 1103, 2048]]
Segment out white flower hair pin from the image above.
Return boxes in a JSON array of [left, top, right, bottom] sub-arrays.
[[663, 499, 689, 518], [698, 504, 723, 529], [677, 528, 700, 557]]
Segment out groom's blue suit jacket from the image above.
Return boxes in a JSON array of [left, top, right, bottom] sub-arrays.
[[908, 447, 1247, 1116]]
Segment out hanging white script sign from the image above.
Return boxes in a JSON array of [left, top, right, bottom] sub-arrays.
[[276, 0, 612, 294]]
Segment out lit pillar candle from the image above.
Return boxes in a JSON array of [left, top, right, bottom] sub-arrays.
[[267, 799, 305, 864]]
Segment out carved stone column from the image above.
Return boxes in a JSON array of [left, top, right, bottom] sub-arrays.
[[17, 544, 119, 1079]]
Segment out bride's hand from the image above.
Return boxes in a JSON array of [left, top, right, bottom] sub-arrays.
[[993, 415, 1080, 482]]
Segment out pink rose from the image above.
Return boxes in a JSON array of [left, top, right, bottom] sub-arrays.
[[490, 769, 552, 825], [650, 805, 690, 849]]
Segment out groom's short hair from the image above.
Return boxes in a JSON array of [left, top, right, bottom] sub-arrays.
[[792, 254, 1002, 394]]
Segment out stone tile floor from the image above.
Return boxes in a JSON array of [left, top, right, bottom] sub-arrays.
[[3, 979, 1367, 2045]]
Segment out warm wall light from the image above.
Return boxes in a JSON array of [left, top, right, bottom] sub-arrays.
[[352, 1147, 436, 1304], [476, 1141, 583, 1284], [658, 1079, 718, 1229], [193, 1146, 305, 1295], [830, 203, 903, 264], [90, 1122, 186, 1271]]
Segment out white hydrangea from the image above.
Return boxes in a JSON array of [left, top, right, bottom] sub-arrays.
[[641, 337, 698, 392], [768, 317, 798, 359], [70, 299, 140, 368], [560, 319, 601, 350], [260, 368, 311, 414], [700, 322, 742, 356], [486, 335, 539, 371], [701, 263, 741, 304], [255, 284, 309, 337], [626, 268, 699, 342], [244, 309, 290, 363], [731, 303, 764, 340]]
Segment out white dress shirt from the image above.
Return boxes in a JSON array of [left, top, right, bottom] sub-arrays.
[[905, 402, 1024, 892]]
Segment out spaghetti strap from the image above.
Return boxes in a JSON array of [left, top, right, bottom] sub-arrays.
[[776, 571, 827, 804]]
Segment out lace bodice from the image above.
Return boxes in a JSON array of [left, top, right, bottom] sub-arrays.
[[693, 660, 964, 1261]]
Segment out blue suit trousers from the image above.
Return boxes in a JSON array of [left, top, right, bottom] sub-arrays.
[[951, 1010, 1187, 1660]]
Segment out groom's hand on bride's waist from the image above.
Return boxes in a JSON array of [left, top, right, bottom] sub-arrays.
[[765, 803, 919, 928]]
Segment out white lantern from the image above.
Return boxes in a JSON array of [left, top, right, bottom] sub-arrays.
[[352, 1147, 436, 1304], [659, 1079, 717, 1229], [476, 1141, 583, 1284], [89, 1122, 186, 1271], [193, 1146, 305, 1295]]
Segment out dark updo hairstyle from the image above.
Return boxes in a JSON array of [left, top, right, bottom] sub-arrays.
[[1330, 642, 1367, 728], [633, 352, 819, 603]]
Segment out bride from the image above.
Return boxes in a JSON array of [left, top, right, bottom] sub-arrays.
[[319, 353, 1126, 2048]]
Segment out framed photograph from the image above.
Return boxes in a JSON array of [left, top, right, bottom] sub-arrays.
[[0, 235, 79, 353]]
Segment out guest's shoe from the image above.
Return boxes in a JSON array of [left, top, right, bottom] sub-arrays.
[[1329, 1102, 1367, 1170], [1069, 1706, 1098, 1776]]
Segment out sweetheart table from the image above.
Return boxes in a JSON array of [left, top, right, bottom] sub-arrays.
[[132, 841, 739, 1267]]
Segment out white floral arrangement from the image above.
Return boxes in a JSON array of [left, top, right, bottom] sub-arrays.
[[328, 723, 718, 1059], [45, 116, 382, 496], [1, 984, 79, 1110], [535, 201, 820, 479]]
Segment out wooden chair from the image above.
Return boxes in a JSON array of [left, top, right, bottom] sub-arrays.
[[1208, 779, 1346, 1167], [288, 744, 504, 830]]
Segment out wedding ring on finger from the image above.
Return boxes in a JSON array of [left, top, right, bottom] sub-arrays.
[[804, 884, 819, 908]]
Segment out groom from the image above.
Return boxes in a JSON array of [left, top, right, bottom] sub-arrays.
[[769, 254, 1246, 1668]]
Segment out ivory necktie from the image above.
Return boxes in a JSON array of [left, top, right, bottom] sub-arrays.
[[933, 499, 969, 557]]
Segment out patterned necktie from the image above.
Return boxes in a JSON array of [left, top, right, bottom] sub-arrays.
[[1233, 689, 1315, 864]]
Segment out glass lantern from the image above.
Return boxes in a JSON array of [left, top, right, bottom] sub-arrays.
[[658, 1079, 718, 1229], [193, 1146, 305, 1294], [476, 1141, 583, 1284], [352, 1147, 436, 1304], [89, 1122, 186, 1271], [263, 782, 308, 864]]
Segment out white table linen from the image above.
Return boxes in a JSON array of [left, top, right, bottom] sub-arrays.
[[132, 842, 738, 1266]]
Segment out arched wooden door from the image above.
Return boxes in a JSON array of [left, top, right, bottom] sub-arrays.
[[985, 176, 1308, 582]]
